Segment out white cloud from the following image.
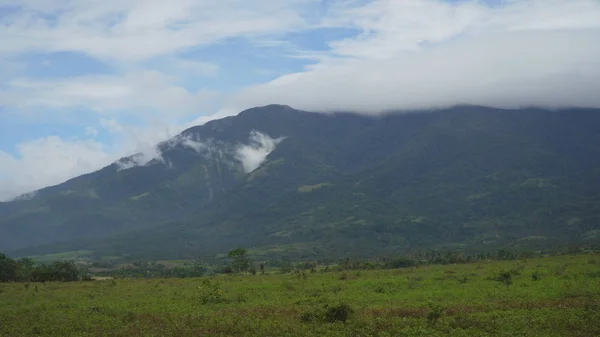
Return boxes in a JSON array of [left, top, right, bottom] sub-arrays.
[[3, 71, 220, 117], [0, 137, 111, 201], [230, 29, 600, 113], [102, 118, 184, 170], [171, 59, 220, 77], [100, 118, 124, 134], [0, 118, 189, 200], [85, 126, 98, 137], [322, 0, 600, 60], [224, 0, 600, 113], [0, 0, 318, 62], [235, 131, 284, 172]]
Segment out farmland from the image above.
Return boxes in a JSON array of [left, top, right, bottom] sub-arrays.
[[1, 254, 599, 336]]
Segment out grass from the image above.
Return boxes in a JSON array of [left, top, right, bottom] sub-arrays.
[[1, 254, 599, 336], [28, 250, 94, 263]]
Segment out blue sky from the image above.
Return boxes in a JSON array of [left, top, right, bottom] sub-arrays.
[[1, 0, 600, 200]]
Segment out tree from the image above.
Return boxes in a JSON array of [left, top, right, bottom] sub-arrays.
[[496, 271, 513, 287], [0, 253, 18, 282], [16, 257, 35, 281], [227, 248, 250, 273]]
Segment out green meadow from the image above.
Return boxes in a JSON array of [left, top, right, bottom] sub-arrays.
[[1, 254, 599, 337]]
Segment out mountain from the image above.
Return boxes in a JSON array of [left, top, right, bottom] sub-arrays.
[[2, 105, 600, 259]]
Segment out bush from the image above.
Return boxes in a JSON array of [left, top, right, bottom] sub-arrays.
[[494, 271, 513, 287], [198, 278, 227, 304], [387, 257, 417, 269], [30, 261, 81, 282], [300, 312, 320, 323], [300, 303, 354, 324], [427, 302, 445, 325], [323, 303, 353, 323]]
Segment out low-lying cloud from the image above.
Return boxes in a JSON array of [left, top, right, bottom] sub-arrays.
[[112, 130, 284, 175], [236, 131, 284, 173]]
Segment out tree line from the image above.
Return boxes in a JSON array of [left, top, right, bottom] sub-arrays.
[[0, 253, 84, 282]]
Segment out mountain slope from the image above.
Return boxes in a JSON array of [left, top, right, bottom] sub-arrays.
[[2, 105, 600, 258]]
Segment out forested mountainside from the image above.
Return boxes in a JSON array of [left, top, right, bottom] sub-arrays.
[[2, 105, 600, 259]]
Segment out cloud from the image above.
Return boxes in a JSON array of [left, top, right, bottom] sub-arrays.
[[220, 0, 600, 113], [100, 118, 124, 134], [0, 137, 111, 201], [104, 118, 184, 170], [170, 59, 220, 78], [224, 0, 600, 113], [178, 136, 209, 154], [0, 118, 189, 200], [0, 0, 319, 62], [235, 131, 284, 172], [85, 126, 98, 137], [230, 29, 600, 113], [4, 71, 220, 117]]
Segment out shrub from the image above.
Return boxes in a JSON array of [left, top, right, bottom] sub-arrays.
[[323, 303, 353, 323], [300, 312, 320, 323], [198, 278, 227, 304], [495, 271, 513, 287], [295, 270, 308, 281], [427, 302, 445, 325], [387, 257, 417, 269], [300, 303, 354, 324]]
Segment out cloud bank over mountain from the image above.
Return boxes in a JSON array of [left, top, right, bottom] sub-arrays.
[[233, 30, 600, 114]]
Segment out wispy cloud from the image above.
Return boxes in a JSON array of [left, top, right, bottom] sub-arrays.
[[0, 0, 318, 62], [4, 71, 220, 117], [236, 131, 284, 172]]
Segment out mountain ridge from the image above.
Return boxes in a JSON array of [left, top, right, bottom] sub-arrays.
[[2, 105, 600, 259]]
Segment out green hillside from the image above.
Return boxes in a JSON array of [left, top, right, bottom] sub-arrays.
[[2, 105, 600, 259]]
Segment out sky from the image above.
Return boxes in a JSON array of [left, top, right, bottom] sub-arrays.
[[1, 0, 600, 201]]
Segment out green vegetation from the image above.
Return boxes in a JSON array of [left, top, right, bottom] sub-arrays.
[[0, 253, 85, 282], [29, 250, 94, 264], [227, 248, 250, 273], [1, 254, 599, 336], [2, 105, 600, 260]]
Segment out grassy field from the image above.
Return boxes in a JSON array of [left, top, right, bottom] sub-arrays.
[[1, 254, 599, 336], [28, 250, 94, 264]]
